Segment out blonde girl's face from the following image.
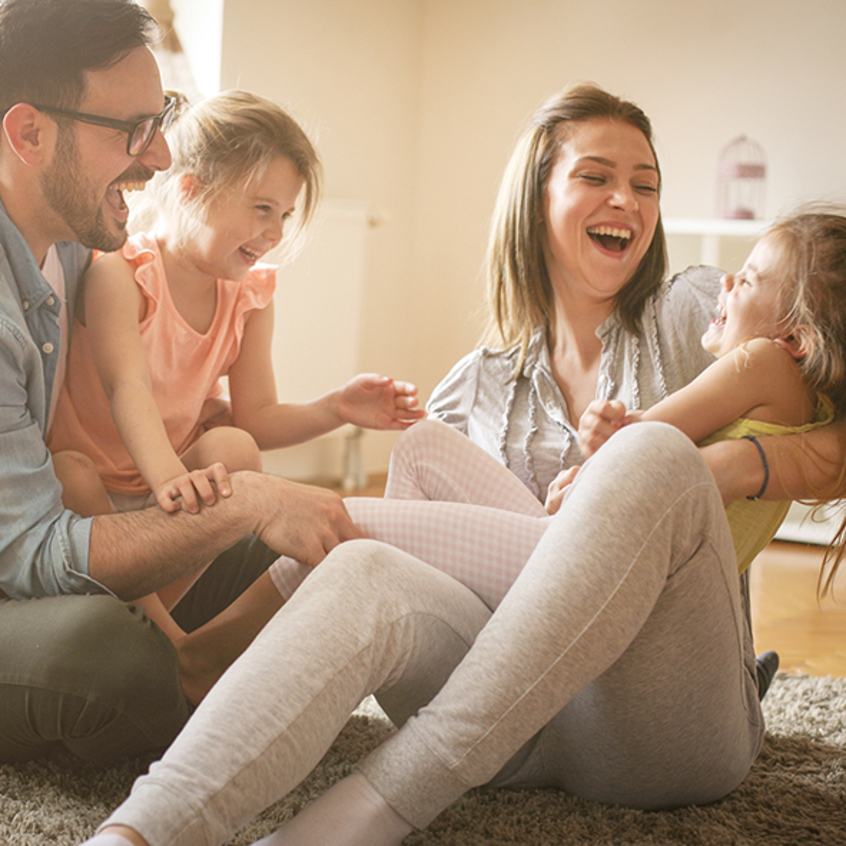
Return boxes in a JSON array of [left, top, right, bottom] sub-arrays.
[[542, 117, 661, 313], [190, 155, 304, 281], [701, 236, 789, 358]]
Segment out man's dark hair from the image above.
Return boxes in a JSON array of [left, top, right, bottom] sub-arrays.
[[0, 0, 158, 114]]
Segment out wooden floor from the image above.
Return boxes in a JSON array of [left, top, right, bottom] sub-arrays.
[[750, 541, 846, 678], [332, 475, 846, 679]]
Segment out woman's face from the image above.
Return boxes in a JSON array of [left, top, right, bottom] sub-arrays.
[[542, 118, 660, 312]]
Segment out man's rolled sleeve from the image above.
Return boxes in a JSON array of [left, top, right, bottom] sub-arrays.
[[0, 321, 106, 599]]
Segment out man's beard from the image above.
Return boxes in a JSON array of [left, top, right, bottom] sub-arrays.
[[39, 128, 128, 253]]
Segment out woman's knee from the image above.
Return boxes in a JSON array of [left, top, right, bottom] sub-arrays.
[[589, 421, 709, 487], [390, 418, 456, 469]]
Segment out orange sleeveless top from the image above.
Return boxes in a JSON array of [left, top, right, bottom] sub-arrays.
[[48, 233, 276, 494]]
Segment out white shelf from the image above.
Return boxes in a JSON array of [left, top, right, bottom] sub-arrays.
[[663, 217, 770, 237], [663, 218, 770, 269]]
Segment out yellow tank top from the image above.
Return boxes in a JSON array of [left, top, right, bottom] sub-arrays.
[[700, 395, 834, 573]]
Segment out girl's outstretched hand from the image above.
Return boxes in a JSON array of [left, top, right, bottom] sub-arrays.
[[155, 463, 233, 514], [336, 373, 426, 430]]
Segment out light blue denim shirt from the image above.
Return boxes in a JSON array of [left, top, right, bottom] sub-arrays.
[[427, 265, 722, 499], [0, 198, 105, 598]]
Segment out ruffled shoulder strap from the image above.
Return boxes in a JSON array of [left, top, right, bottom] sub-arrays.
[[118, 232, 166, 305]]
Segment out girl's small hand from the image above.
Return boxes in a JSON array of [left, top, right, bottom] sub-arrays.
[[545, 466, 581, 515], [156, 463, 233, 514], [577, 400, 630, 457], [337, 373, 426, 430]]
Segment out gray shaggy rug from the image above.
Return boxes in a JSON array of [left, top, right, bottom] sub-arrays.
[[2, 674, 845, 845]]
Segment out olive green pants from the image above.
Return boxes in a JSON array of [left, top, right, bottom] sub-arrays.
[[0, 535, 276, 763]]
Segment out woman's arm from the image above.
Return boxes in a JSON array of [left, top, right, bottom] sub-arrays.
[[83, 256, 219, 512], [702, 424, 846, 504], [227, 303, 422, 450]]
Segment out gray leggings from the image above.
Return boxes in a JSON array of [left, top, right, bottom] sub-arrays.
[[104, 423, 764, 844]]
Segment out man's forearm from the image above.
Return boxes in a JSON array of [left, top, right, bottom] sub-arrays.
[[89, 472, 259, 600], [88, 470, 362, 601]]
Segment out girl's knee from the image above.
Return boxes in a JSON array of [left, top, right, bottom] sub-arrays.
[[51, 450, 110, 515], [192, 426, 261, 472], [52, 449, 100, 485]]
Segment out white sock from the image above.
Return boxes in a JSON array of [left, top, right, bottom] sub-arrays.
[[80, 836, 137, 846], [252, 771, 413, 846]]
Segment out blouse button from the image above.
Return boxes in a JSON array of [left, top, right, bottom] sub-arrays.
[[22, 300, 30, 311], [42, 342, 54, 354]]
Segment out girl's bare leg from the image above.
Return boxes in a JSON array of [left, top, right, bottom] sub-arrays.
[[157, 427, 264, 610]]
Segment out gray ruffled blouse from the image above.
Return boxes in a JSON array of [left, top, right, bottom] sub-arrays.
[[427, 265, 722, 500]]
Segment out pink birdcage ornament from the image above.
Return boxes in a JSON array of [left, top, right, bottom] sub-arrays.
[[716, 135, 766, 220]]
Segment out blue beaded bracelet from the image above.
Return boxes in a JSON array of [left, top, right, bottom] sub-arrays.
[[742, 435, 769, 501]]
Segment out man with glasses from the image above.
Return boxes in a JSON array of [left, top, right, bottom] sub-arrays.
[[0, 0, 359, 764]]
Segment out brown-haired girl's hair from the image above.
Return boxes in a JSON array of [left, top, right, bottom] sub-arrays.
[[484, 83, 667, 359], [766, 208, 846, 597], [767, 210, 846, 420], [134, 90, 322, 259]]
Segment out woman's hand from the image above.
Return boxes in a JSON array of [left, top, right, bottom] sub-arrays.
[[155, 463, 233, 514], [578, 399, 632, 457], [336, 373, 426, 430], [545, 466, 581, 515]]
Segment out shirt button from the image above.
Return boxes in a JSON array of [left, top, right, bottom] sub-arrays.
[[22, 300, 30, 311], [42, 342, 54, 354], [45, 295, 55, 306]]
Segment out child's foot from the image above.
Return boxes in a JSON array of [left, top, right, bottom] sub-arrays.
[[174, 634, 229, 706]]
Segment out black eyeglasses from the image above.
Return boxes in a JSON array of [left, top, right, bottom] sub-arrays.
[[31, 93, 178, 157]]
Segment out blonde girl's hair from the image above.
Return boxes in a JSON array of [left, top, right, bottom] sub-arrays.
[[484, 83, 667, 359], [132, 90, 322, 260], [766, 208, 846, 597]]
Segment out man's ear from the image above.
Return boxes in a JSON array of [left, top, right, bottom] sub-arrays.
[[779, 325, 814, 361], [2, 103, 55, 166]]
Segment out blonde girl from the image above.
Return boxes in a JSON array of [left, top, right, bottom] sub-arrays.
[[48, 90, 421, 520], [47, 91, 422, 700]]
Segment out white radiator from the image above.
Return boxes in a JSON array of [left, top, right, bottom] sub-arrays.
[[260, 198, 372, 481]]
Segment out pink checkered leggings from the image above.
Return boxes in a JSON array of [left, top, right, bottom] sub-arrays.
[[268, 420, 553, 609]]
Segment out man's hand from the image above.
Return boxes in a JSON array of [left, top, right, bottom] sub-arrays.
[[250, 475, 365, 567]]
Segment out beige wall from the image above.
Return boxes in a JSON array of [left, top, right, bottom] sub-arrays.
[[168, 0, 846, 475]]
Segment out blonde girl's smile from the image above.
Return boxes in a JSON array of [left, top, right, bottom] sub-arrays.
[[187, 154, 305, 283]]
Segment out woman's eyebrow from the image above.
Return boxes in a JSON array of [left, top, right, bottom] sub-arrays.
[[577, 156, 658, 174]]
